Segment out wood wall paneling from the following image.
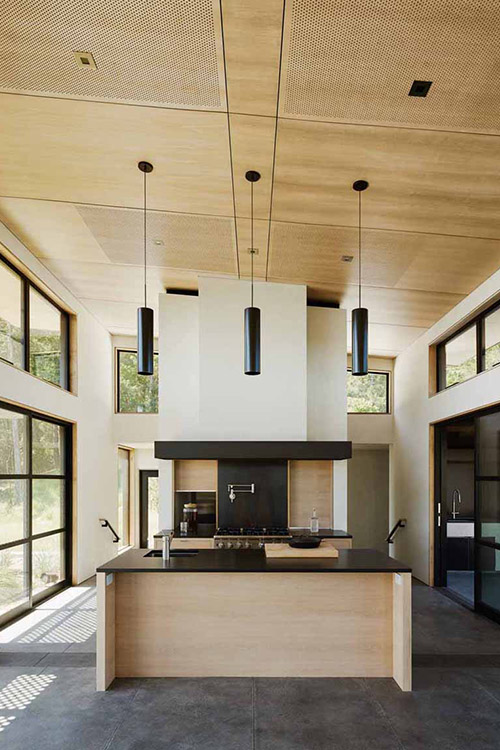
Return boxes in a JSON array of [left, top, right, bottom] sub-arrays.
[[289, 460, 333, 528], [174, 460, 218, 491]]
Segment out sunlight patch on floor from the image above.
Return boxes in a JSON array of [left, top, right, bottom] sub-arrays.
[[0, 674, 56, 711]]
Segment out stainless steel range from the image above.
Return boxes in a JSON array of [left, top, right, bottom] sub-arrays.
[[214, 526, 290, 549]]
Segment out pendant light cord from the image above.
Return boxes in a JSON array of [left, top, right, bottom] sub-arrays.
[[251, 179, 254, 307], [358, 189, 361, 309], [143, 169, 147, 309]]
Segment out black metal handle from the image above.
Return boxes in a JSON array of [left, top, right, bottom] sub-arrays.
[[99, 518, 120, 543], [386, 518, 406, 544]]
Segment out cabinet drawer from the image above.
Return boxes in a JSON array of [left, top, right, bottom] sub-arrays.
[[171, 538, 214, 550]]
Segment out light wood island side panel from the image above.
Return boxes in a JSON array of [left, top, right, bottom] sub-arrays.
[[96, 572, 115, 691], [114, 572, 393, 679], [393, 572, 412, 692]]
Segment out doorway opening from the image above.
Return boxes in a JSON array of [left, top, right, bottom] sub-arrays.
[[139, 470, 159, 549]]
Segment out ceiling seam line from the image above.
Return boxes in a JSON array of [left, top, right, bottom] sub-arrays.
[[265, 0, 287, 282], [4, 91, 500, 139], [218, 0, 240, 279]]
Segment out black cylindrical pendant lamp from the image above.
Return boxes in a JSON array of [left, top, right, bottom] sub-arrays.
[[137, 160, 154, 376], [244, 306, 261, 375], [244, 169, 261, 375], [351, 179, 369, 376], [137, 306, 154, 375], [352, 306, 368, 376]]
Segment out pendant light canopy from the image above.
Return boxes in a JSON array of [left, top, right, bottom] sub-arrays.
[[137, 160, 154, 376], [244, 170, 261, 376], [352, 179, 369, 376]]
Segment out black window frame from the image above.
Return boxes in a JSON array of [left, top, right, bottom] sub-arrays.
[[0, 251, 70, 391], [346, 369, 391, 415], [116, 348, 159, 414], [0, 399, 73, 628], [436, 299, 500, 392]]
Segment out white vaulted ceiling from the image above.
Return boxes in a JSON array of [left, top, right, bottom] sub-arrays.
[[1, 0, 500, 355]]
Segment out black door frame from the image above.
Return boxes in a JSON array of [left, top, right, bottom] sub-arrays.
[[139, 469, 159, 549], [434, 412, 475, 600], [434, 402, 500, 623], [0, 399, 72, 628]]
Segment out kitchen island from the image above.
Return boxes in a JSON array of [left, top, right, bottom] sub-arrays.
[[96, 548, 411, 691]]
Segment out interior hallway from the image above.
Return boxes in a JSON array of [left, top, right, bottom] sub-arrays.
[[1, 579, 500, 749]]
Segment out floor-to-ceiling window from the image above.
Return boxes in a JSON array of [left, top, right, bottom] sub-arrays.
[[0, 401, 72, 626]]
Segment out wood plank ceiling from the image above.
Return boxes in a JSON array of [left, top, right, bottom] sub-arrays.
[[1, 0, 500, 354]]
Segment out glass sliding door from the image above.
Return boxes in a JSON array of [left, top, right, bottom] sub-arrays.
[[476, 410, 500, 621], [0, 401, 71, 626]]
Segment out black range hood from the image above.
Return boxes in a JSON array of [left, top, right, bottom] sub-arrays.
[[154, 441, 352, 461]]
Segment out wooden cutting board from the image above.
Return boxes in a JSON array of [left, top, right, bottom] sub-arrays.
[[265, 543, 339, 558]]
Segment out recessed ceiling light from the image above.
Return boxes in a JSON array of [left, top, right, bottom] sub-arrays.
[[153, 239, 164, 246], [341, 255, 353, 263], [409, 80, 432, 97], [73, 51, 97, 70]]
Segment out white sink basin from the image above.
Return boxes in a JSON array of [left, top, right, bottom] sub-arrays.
[[447, 521, 474, 538]]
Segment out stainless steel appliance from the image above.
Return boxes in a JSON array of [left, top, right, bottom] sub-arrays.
[[214, 526, 290, 550]]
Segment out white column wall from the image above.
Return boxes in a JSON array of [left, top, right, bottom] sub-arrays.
[[198, 277, 307, 440], [158, 282, 349, 530]]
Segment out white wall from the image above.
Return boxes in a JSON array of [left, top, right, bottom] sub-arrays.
[[0, 223, 117, 583], [198, 277, 307, 440], [393, 268, 500, 583]]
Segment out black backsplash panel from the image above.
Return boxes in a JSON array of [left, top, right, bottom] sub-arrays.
[[217, 460, 288, 529]]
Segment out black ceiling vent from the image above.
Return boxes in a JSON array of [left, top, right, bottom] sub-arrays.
[[409, 80, 432, 97]]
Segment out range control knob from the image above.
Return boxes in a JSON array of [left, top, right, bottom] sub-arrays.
[[234, 540, 242, 549], [226, 541, 233, 549], [258, 541, 265, 549], [243, 541, 250, 549], [217, 541, 225, 549]]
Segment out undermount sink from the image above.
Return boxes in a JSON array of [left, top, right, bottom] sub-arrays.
[[144, 549, 199, 558]]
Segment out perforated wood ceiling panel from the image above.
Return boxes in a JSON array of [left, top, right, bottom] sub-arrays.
[[76, 206, 237, 274], [268, 222, 500, 295], [0, 0, 225, 109], [281, 0, 500, 133]]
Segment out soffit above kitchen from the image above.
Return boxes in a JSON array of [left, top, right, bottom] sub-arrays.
[[1, 0, 500, 356]]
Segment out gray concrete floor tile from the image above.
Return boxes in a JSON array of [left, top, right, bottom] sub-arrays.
[[254, 677, 403, 750], [107, 677, 253, 749], [366, 667, 500, 750]]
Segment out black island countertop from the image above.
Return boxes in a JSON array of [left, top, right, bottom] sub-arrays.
[[97, 547, 410, 574]]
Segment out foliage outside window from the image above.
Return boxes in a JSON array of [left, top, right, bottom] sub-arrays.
[[117, 349, 159, 413], [0, 254, 69, 390], [347, 370, 389, 414], [0, 403, 70, 626], [437, 300, 500, 392]]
